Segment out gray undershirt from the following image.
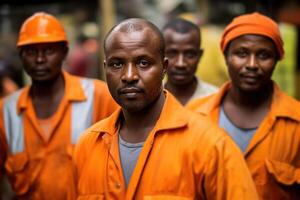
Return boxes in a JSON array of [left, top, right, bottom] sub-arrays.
[[219, 105, 257, 152], [119, 135, 144, 187]]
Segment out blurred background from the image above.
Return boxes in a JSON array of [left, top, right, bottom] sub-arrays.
[[0, 0, 299, 98]]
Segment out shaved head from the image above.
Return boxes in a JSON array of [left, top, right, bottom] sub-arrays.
[[104, 18, 165, 60]]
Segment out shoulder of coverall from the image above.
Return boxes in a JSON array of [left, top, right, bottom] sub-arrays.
[[187, 81, 300, 123], [11, 70, 100, 114], [186, 81, 231, 115], [75, 90, 228, 150], [63, 70, 111, 99], [271, 82, 300, 122], [0, 85, 29, 115]]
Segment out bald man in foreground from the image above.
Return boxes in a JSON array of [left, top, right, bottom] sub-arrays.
[[73, 18, 258, 199]]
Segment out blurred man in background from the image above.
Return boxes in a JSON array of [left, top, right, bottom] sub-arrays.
[[0, 12, 117, 200], [163, 18, 218, 105]]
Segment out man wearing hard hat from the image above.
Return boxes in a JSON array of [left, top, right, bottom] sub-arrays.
[[0, 12, 118, 200]]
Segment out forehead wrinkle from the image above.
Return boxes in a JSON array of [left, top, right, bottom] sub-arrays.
[[164, 29, 200, 48], [231, 35, 276, 51], [104, 18, 165, 59], [119, 21, 144, 33], [107, 29, 160, 52]]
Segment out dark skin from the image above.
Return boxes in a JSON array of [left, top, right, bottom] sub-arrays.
[[223, 34, 278, 129], [163, 29, 203, 105], [20, 42, 68, 119], [104, 19, 168, 143]]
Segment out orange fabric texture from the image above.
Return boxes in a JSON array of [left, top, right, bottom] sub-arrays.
[[74, 91, 258, 200], [37, 114, 56, 142], [187, 82, 300, 199], [0, 71, 118, 200], [220, 12, 284, 59]]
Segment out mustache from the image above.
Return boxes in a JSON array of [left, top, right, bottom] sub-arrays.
[[118, 86, 144, 94], [170, 68, 189, 74], [30, 66, 49, 71], [240, 72, 261, 78]]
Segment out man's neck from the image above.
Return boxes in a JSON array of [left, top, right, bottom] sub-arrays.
[[222, 82, 274, 129], [119, 92, 165, 143], [31, 73, 65, 99], [164, 77, 197, 105], [228, 82, 273, 108], [30, 73, 65, 119]]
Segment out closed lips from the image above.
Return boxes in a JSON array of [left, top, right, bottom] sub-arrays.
[[119, 87, 143, 94]]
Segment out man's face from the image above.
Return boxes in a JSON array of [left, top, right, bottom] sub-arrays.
[[104, 29, 167, 113], [226, 34, 277, 93], [164, 29, 202, 86], [20, 42, 67, 83]]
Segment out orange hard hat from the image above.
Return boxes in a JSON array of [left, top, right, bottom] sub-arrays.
[[17, 12, 68, 47]]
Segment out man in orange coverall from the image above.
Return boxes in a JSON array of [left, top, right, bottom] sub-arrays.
[[74, 18, 258, 199], [187, 12, 300, 199], [0, 12, 118, 200]]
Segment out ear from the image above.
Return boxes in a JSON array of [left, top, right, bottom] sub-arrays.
[[18, 48, 24, 58], [103, 60, 107, 69], [62, 44, 69, 60], [224, 54, 230, 69], [163, 57, 168, 75], [198, 48, 204, 58]]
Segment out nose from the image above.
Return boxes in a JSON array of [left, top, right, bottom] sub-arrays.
[[246, 54, 258, 71], [36, 50, 46, 63], [121, 63, 139, 83], [175, 54, 187, 69]]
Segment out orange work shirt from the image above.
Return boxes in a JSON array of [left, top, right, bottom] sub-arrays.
[[74, 91, 258, 200], [187, 82, 300, 199], [0, 71, 118, 200]]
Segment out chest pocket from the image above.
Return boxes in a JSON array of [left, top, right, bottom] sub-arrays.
[[5, 152, 29, 195], [265, 159, 300, 186], [5, 152, 43, 196], [256, 159, 300, 199]]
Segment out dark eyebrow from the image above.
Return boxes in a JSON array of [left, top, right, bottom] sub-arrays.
[[107, 54, 125, 60], [135, 54, 155, 60]]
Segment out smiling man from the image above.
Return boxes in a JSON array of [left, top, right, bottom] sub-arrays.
[[188, 12, 300, 199], [74, 18, 258, 200], [163, 18, 218, 105], [0, 12, 117, 200]]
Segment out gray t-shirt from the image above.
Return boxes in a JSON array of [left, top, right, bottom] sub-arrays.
[[119, 135, 144, 187], [219, 105, 256, 152]]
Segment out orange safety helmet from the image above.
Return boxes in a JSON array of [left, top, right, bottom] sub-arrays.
[[17, 12, 68, 47]]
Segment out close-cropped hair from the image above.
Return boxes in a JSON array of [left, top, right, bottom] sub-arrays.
[[163, 18, 199, 34], [163, 18, 200, 47], [103, 18, 165, 60]]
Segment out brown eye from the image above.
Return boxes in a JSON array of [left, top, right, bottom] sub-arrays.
[[138, 59, 150, 68], [108, 60, 123, 69], [258, 51, 274, 60], [44, 47, 55, 55], [165, 50, 177, 58], [235, 49, 248, 58], [185, 50, 197, 59], [24, 48, 37, 56]]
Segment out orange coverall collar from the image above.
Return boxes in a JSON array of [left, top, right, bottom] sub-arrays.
[[16, 70, 87, 114]]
